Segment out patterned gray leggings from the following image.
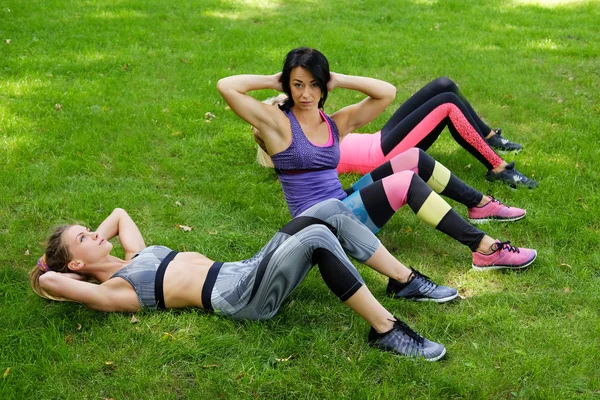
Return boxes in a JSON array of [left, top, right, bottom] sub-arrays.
[[209, 199, 381, 320]]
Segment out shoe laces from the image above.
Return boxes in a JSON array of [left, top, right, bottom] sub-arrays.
[[410, 267, 436, 288], [391, 318, 425, 345], [485, 192, 509, 208], [493, 241, 520, 254]]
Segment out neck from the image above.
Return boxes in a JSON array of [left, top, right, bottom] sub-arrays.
[[84, 255, 128, 283], [291, 106, 322, 126]]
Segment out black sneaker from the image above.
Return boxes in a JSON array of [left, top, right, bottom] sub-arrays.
[[486, 129, 523, 153], [485, 162, 538, 189], [368, 318, 446, 361], [387, 268, 458, 303]]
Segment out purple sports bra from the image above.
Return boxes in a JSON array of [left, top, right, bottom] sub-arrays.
[[271, 109, 347, 217]]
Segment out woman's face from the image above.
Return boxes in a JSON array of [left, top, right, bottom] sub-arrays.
[[289, 67, 322, 111], [64, 225, 113, 267]]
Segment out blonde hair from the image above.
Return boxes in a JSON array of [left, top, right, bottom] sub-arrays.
[[253, 94, 288, 169], [30, 224, 80, 301]]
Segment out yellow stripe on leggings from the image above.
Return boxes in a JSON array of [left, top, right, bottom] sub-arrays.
[[426, 161, 451, 193], [416, 192, 452, 227]]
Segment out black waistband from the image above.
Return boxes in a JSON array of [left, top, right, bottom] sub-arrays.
[[201, 261, 223, 312], [154, 250, 178, 310]]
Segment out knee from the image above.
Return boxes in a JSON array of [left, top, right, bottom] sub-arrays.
[[387, 170, 416, 185], [435, 76, 458, 92], [403, 147, 425, 159], [304, 224, 337, 241]]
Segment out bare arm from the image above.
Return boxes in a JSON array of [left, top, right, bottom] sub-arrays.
[[96, 208, 145, 260], [39, 272, 140, 312], [329, 72, 396, 138], [216, 73, 288, 144]]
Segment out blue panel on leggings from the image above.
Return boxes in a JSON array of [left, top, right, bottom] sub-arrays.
[[351, 174, 374, 191], [342, 191, 380, 234]]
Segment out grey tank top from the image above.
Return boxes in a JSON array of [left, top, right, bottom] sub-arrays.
[[110, 245, 173, 309]]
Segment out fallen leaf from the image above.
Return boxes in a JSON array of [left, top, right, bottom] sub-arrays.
[[180, 245, 187, 252], [77, 323, 82, 330], [208, 231, 217, 235], [105, 361, 113, 365], [464, 164, 472, 169], [161, 332, 176, 341], [204, 112, 216, 120], [276, 355, 294, 362], [224, 106, 231, 111], [55, 103, 62, 111], [180, 58, 190, 64], [236, 372, 246, 380], [568, 76, 574, 81], [5, 39, 10, 44], [130, 315, 139, 324], [121, 63, 129, 70], [24, 249, 30, 256], [65, 335, 73, 344], [205, 119, 211, 123], [562, 287, 571, 294], [3, 368, 10, 378], [176, 224, 193, 232], [175, 200, 183, 207], [162, 108, 170, 113], [202, 364, 220, 369]]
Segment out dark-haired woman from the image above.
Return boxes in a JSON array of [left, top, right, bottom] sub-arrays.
[[217, 47, 537, 272], [31, 200, 455, 361]]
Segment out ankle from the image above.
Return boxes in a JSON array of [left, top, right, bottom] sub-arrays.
[[485, 130, 495, 140], [491, 161, 509, 174], [476, 195, 491, 208], [476, 237, 497, 254], [373, 318, 395, 334]]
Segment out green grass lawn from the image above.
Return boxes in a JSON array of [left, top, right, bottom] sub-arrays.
[[1, 0, 599, 398]]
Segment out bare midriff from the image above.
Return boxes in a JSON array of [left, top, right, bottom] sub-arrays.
[[161, 252, 214, 310]]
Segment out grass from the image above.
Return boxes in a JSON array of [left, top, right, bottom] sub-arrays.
[[1, 0, 600, 398]]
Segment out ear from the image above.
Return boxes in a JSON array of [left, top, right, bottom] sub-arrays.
[[68, 260, 85, 271]]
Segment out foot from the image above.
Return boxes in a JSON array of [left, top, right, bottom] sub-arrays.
[[387, 268, 458, 303], [472, 241, 537, 271], [486, 128, 523, 153], [468, 195, 526, 224], [485, 161, 538, 189], [368, 318, 446, 362]]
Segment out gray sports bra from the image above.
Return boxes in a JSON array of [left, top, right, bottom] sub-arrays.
[[110, 245, 173, 309]]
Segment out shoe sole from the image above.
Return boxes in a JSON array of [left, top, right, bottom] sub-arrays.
[[389, 292, 459, 303], [495, 148, 522, 154], [468, 213, 526, 224], [484, 177, 538, 190], [471, 250, 537, 271], [413, 292, 459, 303], [425, 347, 447, 362], [372, 343, 447, 362]]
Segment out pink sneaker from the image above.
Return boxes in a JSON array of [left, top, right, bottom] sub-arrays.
[[468, 196, 526, 224], [472, 241, 537, 271]]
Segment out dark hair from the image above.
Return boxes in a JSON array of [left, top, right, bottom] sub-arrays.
[[30, 225, 74, 300], [279, 47, 330, 111]]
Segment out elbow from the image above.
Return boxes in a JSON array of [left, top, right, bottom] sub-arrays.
[[216, 78, 229, 95], [386, 84, 397, 103], [39, 272, 58, 292]]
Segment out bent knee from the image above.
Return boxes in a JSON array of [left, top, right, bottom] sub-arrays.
[[435, 76, 458, 92]]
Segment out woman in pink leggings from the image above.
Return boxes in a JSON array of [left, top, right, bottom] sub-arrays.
[[339, 77, 537, 189]]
